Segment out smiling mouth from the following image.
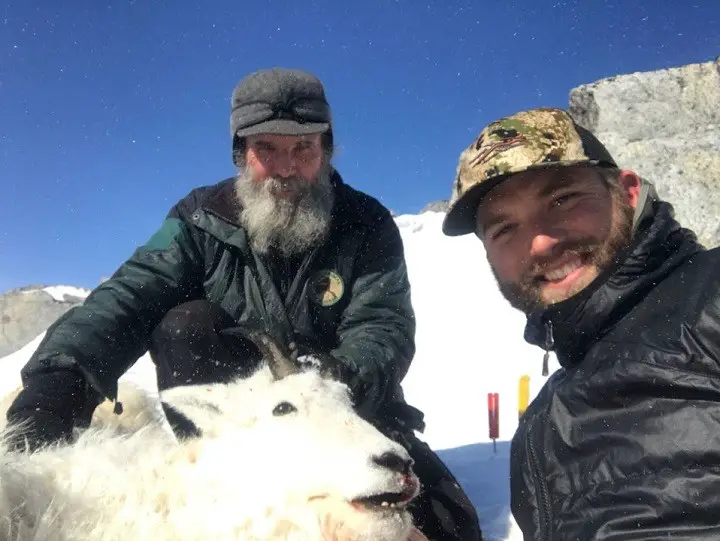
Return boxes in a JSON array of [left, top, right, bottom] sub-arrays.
[[540, 257, 585, 283]]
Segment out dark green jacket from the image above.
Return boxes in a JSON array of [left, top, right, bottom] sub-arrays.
[[8, 171, 419, 444]]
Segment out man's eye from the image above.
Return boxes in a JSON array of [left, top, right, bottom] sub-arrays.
[[294, 144, 317, 161], [492, 224, 513, 240], [553, 192, 578, 206]]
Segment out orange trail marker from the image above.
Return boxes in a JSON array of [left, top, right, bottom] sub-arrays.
[[488, 392, 499, 453]]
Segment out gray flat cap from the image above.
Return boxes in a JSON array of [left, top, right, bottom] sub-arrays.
[[230, 68, 332, 140]]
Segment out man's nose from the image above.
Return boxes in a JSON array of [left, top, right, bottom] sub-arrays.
[[529, 232, 562, 257], [273, 152, 297, 178]]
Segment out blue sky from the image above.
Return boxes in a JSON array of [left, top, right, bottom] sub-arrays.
[[2, 0, 718, 292]]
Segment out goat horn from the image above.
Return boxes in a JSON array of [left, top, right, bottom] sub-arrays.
[[247, 331, 300, 380]]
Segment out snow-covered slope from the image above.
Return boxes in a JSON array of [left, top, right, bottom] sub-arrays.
[[396, 212, 558, 450], [0, 210, 558, 540]]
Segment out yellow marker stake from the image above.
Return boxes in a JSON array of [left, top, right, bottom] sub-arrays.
[[518, 375, 530, 420]]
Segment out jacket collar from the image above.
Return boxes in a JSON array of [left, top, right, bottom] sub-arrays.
[[523, 198, 703, 368], [202, 177, 242, 226]]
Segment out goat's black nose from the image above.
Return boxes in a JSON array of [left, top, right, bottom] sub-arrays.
[[373, 451, 412, 474]]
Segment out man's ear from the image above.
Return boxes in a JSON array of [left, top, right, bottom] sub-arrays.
[[617, 170, 642, 209]]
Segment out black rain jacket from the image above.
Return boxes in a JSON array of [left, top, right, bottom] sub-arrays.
[[511, 196, 720, 540]]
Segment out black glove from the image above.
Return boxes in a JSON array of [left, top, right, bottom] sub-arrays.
[[4, 369, 97, 452], [303, 353, 426, 446], [302, 352, 372, 406], [4, 409, 75, 452]]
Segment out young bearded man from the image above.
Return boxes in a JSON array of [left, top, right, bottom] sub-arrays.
[[442, 107, 720, 540]]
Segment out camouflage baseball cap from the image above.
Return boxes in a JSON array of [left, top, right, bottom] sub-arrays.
[[441, 107, 617, 236]]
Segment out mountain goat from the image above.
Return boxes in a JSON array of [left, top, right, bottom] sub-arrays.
[[0, 332, 421, 541]]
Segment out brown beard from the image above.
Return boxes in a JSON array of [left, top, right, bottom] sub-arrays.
[[493, 188, 635, 314], [234, 162, 335, 257]]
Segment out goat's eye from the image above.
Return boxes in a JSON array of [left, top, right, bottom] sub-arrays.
[[272, 401, 297, 416]]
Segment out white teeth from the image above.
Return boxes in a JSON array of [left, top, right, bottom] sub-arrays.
[[544, 260, 582, 282]]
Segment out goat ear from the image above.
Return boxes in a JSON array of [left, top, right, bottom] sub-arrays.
[[247, 331, 300, 380], [159, 390, 225, 437]]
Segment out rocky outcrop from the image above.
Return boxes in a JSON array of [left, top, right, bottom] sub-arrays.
[[421, 200, 449, 213], [0, 286, 89, 358], [569, 56, 720, 248]]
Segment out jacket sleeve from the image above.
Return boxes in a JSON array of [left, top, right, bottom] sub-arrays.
[[6, 212, 204, 444], [329, 209, 417, 423]]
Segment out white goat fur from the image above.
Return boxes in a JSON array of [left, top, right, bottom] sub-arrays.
[[0, 381, 169, 437], [0, 365, 419, 541]]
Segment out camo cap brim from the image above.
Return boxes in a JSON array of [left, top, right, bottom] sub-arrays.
[[441, 107, 617, 236]]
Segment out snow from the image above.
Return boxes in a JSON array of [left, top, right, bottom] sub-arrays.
[[17, 285, 91, 302], [0, 334, 47, 392], [0, 209, 562, 541], [42, 285, 91, 301]]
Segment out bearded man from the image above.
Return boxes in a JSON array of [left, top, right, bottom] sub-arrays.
[[442, 106, 720, 540], [6, 68, 482, 541]]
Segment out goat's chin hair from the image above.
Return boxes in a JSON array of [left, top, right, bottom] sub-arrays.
[[246, 497, 411, 541], [312, 497, 413, 541]]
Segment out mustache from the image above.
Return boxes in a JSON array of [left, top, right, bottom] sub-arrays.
[[267, 175, 312, 189]]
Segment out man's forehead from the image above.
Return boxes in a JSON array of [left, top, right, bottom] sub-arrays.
[[485, 167, 594, 205], [247, 133, 321, 145]]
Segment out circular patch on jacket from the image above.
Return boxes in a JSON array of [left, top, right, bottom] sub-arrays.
[[309, 270, 344, 307]]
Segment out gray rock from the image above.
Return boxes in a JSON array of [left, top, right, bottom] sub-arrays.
[[0, 286, 87, 358], [569, 56, 720, 248], [421, 200, 449, 213]]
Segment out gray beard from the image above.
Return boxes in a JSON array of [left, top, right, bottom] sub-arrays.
[[234, 164, 335, 257]]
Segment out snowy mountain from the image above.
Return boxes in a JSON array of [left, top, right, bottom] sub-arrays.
[[0, 210, 559, 541], [0, 285, 91, 357]]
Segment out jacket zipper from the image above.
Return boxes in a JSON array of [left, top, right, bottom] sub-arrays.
[[527, 418, 552, 540], [542, 319, 554, 376], [286, 246, 321, 313]]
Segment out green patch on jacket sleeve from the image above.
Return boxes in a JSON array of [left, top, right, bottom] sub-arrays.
[[142, 218, 184, 251]]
